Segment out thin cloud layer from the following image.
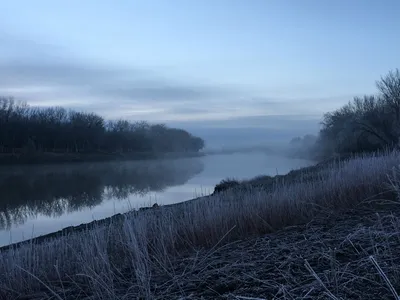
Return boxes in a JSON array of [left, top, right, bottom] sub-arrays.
[[0, 32, 333, 127], [0, 33, 240, 110], [0, 57, 236, 103]]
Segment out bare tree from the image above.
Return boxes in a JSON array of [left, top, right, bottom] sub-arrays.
[[0, 97, 205, 161], [314, 69, 400, 159]]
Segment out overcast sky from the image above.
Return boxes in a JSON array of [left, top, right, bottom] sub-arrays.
[[0, 0, 399, 132]]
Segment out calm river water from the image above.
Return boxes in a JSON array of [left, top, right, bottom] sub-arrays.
[[0, 152, 311, 246]]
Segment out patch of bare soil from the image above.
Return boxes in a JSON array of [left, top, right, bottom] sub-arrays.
[[151, 203, 400, 299]]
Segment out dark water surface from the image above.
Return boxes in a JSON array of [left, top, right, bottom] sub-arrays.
[[0, 153, 311, 246]]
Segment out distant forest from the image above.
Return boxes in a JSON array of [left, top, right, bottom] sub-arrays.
[[288, 68, 400, 161], [0, 97, 205, 161]]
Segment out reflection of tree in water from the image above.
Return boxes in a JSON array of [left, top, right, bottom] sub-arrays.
[[0, 158, 204, 230]]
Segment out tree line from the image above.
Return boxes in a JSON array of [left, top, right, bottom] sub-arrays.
[[0, 97, 205, 157], [289, 68, 400, 161]]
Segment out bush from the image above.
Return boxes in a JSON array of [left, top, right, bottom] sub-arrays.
[[212, 178, 241, 194]]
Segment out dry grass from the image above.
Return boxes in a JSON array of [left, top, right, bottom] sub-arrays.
[[153, 204, 400, 299], [1, 150, 400, 299]]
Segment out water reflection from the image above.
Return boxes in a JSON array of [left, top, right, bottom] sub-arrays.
[[0, 158, 204, 230]]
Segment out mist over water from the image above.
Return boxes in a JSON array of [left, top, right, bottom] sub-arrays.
[[182, 124, 319, 152], [0, 152, 311, 247]]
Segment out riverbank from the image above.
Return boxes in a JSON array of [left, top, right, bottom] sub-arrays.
[[0, 151, 205, 165], [0, 150, 399, 299], [149, 202, 400, 299], [0, 195, 211, 253]]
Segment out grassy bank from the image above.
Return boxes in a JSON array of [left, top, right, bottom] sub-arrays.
[[1, 150, 400, 299]]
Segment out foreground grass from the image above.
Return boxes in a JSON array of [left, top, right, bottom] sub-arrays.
[[1, 150, 400, 299], [157, 203, 400, 299]]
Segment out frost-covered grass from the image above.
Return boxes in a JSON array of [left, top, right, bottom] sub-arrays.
[[1, 150, 400, 299]]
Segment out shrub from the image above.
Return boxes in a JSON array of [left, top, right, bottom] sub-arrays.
[[212, 178, 241, 194]]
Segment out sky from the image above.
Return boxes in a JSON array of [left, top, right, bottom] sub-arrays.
[[0, 0, 399, 140]]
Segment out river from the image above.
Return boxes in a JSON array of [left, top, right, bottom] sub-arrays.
[[0, 152, 311, 246]]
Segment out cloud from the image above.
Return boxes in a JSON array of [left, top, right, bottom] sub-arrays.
[[170, 114, 321, 130], [0, 60, 235, 102], [0, 33, 240, 111], [0, 32, 352, 126], [167, 106, 214, 115]]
